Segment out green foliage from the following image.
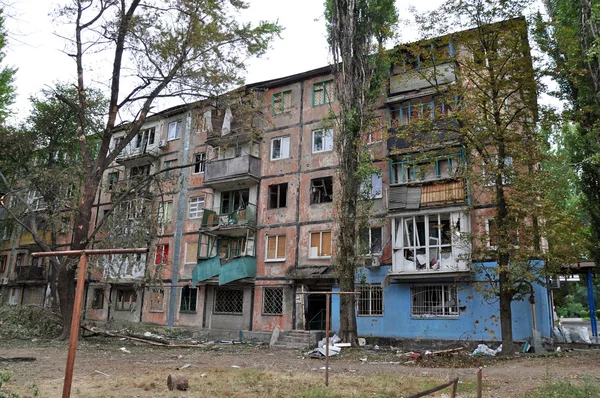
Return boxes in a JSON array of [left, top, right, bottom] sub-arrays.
[[524, 379, 600, 398], [0, 9, 16, 122], [0, 305, 62, 340], [0, 370, 19, 398]]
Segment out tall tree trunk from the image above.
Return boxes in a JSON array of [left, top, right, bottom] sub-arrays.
[[498, 271, 516, 355], [57, 174, 100, 338]]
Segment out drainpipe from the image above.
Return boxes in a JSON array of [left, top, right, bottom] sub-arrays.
[[168, 111, 192, 327], [587, 268, 598, 343]]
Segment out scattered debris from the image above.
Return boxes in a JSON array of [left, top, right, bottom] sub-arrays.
[[180, 364, 191, 370], [120, 347, 131, 354], [0, 357, 36, 362], [357, 338, 366, 346], [317, 346, 341, 357], [94, 370, 110, 377], [231, 365, 241, 369], [472, 344, 502, 356]]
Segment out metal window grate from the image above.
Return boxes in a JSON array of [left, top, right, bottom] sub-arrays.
[[411, 285, 458, 318], [262, 288, 284, 315], [214, 288, 243, 314], [357, 285, 383, 316]]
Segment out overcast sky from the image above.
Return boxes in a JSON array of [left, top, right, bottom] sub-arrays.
[[4, 0, 548, 123]]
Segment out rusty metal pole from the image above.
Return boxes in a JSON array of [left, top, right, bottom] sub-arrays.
[[325, 293, 330, 387], [62, 253, 88, 398], [477, 367, 483, 398]]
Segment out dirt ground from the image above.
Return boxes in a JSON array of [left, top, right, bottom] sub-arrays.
[[1, 337, 600, 397]]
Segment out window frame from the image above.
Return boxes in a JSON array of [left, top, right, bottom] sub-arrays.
[[310, 177, 333, 204], [107, 172, 119, 191], [167, 120, 182, 141], [410, 284, 459, 319], [180, 286, 198, 313], [115, 289, 137, 311], [270, 136, 290, 160], [272, 90, 292, 115], [193, 152, 206, 174], [0, 254, 7, 273], [157, 201, 173, 231], [309, 231, 332, 258], [268, 183, 288, 209], [312, 80, 333, 107], [155, 244, 169, 265], [262, 287, 284, 315], [91, 288, 105, 310], [356, 284, 383, 316], [361, 172, 383, 199], [265, 234, 286, 262], [361, 226, 383, 256], [188, 196, 205, 219], [312, 128, 334, 153]]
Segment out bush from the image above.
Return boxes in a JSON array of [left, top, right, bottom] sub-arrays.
[[0, 305, 62, 339]]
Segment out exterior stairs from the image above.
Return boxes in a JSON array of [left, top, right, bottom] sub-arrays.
[[271, 330, 313, 350]]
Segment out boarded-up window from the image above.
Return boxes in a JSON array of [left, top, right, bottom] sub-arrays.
[[185, 242, 199, 264], [149, 288, 164, 312]]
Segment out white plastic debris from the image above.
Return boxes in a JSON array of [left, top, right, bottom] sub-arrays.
[[144, 332, 152, 337], [358, 338, 366, 346], [570, 326, 592, 344], [231, 365, 240, 369], [471, 344, 499, 356], [318, 345, 341, 357], [119, 347, 131, 354]]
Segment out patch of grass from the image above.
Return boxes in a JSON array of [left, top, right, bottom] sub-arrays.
[[523, 379, 600, 398]]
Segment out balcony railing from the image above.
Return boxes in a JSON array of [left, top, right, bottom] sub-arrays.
[[15, 266, 45, 280], [201, 203, 257, 230], [116, 142, 160, 164], [203, 155, 261, 186], [388, 180, 467, 210]]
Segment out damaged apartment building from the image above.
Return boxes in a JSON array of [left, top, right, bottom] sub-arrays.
[[0, 18, 551, 344]]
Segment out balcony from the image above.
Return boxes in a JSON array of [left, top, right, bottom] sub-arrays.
[[116, 143, 160, 166], [201, 204, 257, 235], [388, 180, 467, 211], [388, 62, 455, 96], [15, 266, 45, 281], [203, 155, 261, 189], [192, 256, 257, 286]]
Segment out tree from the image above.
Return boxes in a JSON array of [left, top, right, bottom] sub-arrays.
[[407, 0, 580, 353], [0, 84, 106, 308], [535, 0, 600, 267], [4, 0, 281, 338], [0, 8, 15, 120], [324, 0, 397, 344]]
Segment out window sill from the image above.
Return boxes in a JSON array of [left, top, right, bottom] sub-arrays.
[[309, 256, 332, 260], [270, 157, 290, 161], [179, 310, 197, 314], [312, 103, 332, 108], [310, 202, 333, 206], [357, 314, 383, 317], [267, 206, 288, 210], [213, 312, 243, 316], [149, 310, 164, 313], [167, 137, 180, 141], [262, 313, 283, 316], [411, 316, 459, 320], [265, 258, 285, 263], [312, 149, 333, 154]]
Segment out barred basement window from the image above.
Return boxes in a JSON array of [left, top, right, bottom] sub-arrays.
[[214, 288, 243, 314], [411, 285, 458, 318], [262, 287, 284, 315], [357, 285, 383, 316]]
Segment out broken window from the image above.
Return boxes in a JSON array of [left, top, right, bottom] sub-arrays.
[[310, 177, 333, 204], [135, 127, 155, 148], [268, 183, 288, 209], [411, 285, 458, 318], [193, 152, 206, 173], [272, 90, 292, 115], [357, 285, 383, 316], [309, 231, 332, 258], [266, 235, 286, 261], [214, 288, 243, 314], [91, 288, 104, 310], [149, 288, 164, 312], [157, 201, 173, 231], [365, 116, 382, 143], [312, 80, 333, 106], [271, 136, 290, 160], [360, 227, 383, 255], [312, 129, 333, 153], [107, 172, 119, 191], [220, 189, 249, 214], [129, 164, 151, 179], [180, 286, 197, 312], [155, 244, 169, 265], [115, 289, 137, 311], [262, 288, 284, 315], [361, 172, 383, 199], [0, 255, 6, 273]]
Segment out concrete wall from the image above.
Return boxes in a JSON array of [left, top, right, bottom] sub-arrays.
[[331, 265, 552, 341], [204, 285, 253, 330]]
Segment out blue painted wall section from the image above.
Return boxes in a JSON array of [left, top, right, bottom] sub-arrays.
[[331, 263, 551, 341]]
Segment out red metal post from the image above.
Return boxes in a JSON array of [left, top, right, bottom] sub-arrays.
[[62, 253, 88, 398]]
